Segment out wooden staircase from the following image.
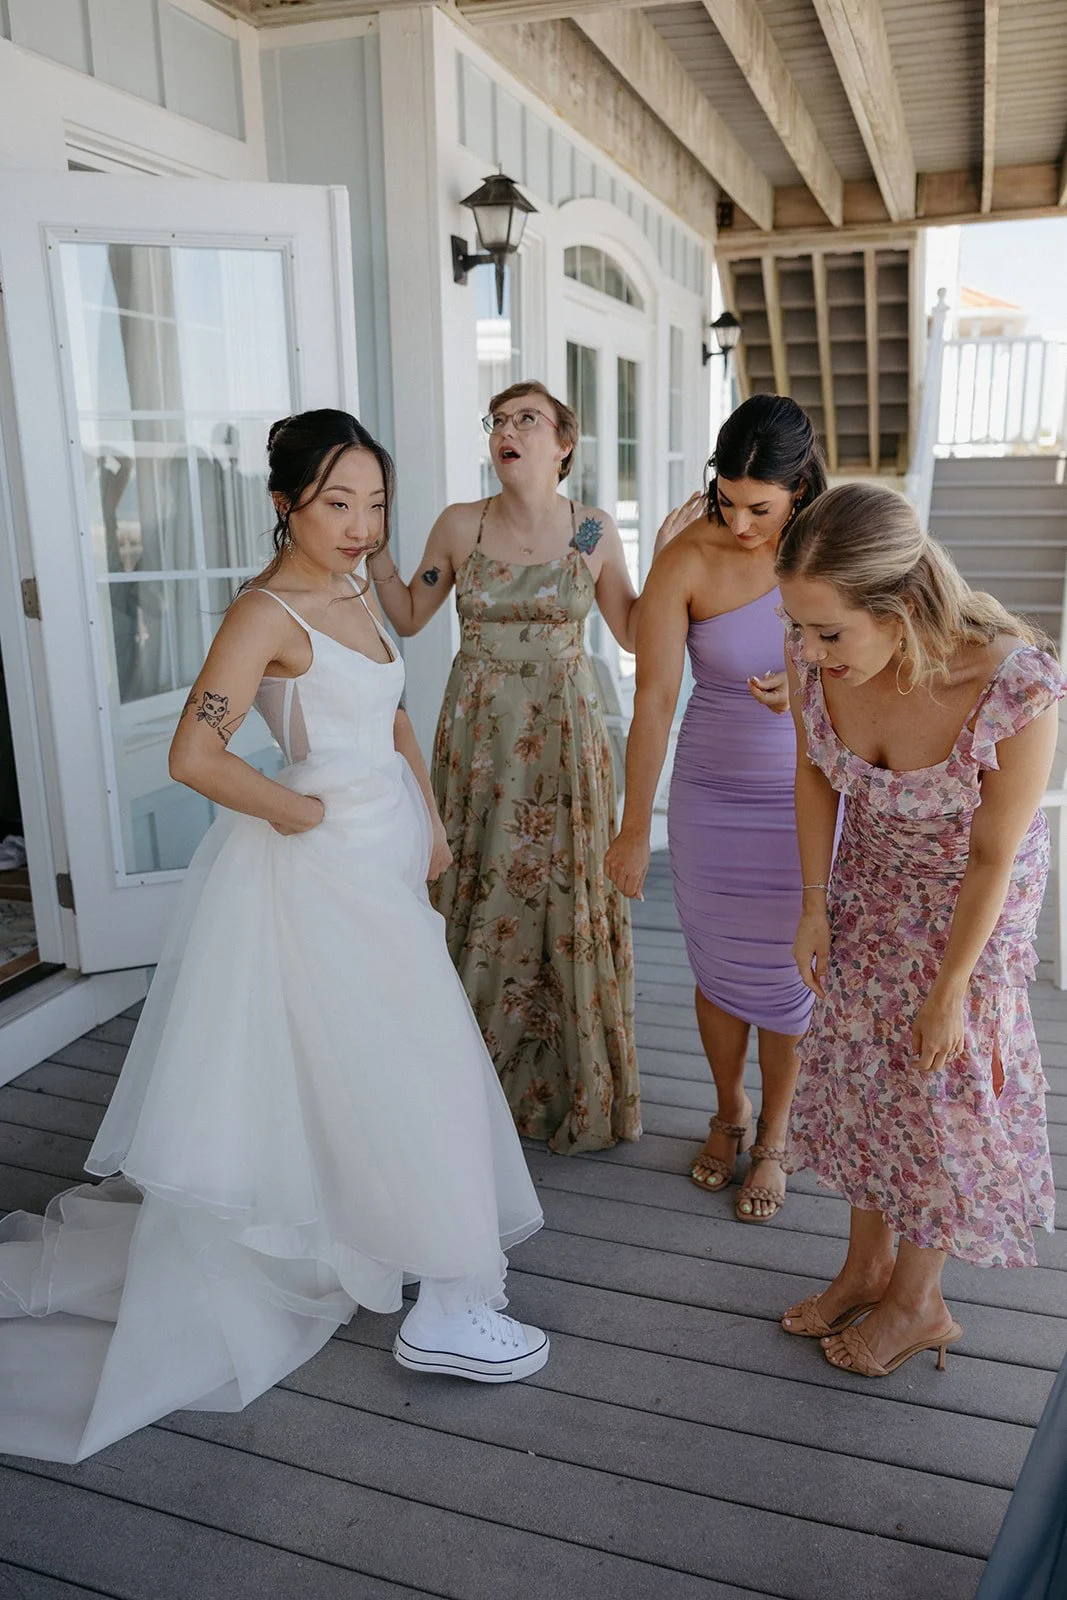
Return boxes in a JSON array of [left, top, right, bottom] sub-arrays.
[[719, 244, 916, 476], [928, 455, 1067, 648]]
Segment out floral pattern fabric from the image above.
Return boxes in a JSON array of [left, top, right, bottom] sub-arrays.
[[785, 637, 1065, 1267], [430, 538, 640, 1154]]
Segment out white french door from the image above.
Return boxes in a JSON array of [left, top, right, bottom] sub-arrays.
[[0, 174, 357, 972], [563, 295, 650, 685]]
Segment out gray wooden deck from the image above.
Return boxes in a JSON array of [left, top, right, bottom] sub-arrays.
[[1, 850, 1065, 1600]]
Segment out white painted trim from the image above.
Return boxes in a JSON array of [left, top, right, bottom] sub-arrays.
[[328, 185, 361, 412], [249, 14, 377, 47], [0, 35, 266, 181], [0, 967, 149, 1088], [0, 336, 68, 967], [166, 0, 240, 39]]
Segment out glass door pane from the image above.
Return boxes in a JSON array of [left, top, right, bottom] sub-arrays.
[[566, 339, 599, 508], [616, 356, 640, 682], [60, 240, 291, 877]]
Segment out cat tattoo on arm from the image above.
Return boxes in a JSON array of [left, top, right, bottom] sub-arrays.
[[181, 689, 246, 747]]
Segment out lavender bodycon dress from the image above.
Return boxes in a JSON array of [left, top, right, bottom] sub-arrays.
[[668, 587, 813, 1035]]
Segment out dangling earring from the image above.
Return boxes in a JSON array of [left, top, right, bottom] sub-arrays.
[[894, 635, 914, 695], [783, 498, 803, 532]]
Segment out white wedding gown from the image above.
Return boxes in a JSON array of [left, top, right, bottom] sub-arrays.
[[0, 587, 543, 1462]]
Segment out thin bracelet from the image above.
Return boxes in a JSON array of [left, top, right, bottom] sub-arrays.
[[368, 563, 400, 584], [802, 882, 828, 890]]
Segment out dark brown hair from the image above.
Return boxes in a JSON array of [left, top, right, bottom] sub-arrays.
[[706, 394, 827, 523]]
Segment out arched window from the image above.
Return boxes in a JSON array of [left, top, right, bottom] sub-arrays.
[[564, 245, 644, 309]]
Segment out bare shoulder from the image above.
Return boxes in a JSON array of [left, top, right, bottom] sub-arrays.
[[435, 498, 488, 561], [569, 502, 618, 555], [953, 631, 1035, 689], [655, 521, 712, 579]]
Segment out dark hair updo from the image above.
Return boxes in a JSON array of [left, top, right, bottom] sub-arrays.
[[266, 409, 395, 563], [706, 394, 827, 524]]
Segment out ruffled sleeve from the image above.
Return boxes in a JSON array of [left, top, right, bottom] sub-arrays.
[[969, 646, 1067, 771]]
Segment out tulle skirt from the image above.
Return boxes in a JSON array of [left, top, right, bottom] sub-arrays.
[[0, 751, 542, 1462]]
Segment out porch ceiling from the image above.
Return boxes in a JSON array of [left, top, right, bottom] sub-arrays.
[[214, 0, 1067, 248]]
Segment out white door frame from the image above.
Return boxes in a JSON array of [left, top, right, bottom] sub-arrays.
[[0, 173, 357, 973]]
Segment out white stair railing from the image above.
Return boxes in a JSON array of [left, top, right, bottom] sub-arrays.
[[905, 288, 950, 530]]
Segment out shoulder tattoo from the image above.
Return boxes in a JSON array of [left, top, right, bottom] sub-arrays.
[[573, 516, 604, 555], [181, 689, 245, 747]]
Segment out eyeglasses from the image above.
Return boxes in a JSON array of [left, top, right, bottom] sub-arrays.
[[481, 407, 559, 436]]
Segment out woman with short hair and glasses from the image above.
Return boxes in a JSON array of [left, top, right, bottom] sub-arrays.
[[367, 380, 687, 1152]]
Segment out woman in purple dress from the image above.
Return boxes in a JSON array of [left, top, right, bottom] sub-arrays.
[[605, 396, 826, 1222]]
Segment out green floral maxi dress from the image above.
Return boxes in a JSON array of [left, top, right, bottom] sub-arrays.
[[430, 512, 640, 1154]]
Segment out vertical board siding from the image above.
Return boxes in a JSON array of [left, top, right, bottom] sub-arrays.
[[2, 0, 245, 141], [259, 34, 392, 450], [160, 5, 243, 141], [86, 0, 163, 106], [7, 0, 92, 75]]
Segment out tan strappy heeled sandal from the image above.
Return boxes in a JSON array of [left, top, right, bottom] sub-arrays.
[[690, 1113, 754, 1192], [780, 1293, 879, 1338], [823, 1320, 964, 1376], [736, 1123, 788, 1223]]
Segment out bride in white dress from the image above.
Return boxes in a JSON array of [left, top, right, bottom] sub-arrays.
[[0, 410, 547, 1464]]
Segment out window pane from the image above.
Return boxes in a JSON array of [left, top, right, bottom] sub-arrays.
[[101, 577, 207, 704], [80, 420, 192, 575], [174, 248, 290, 415], [192, 419, 274, 571], [477, 256, 523, 497], [62, 242, 181, 415], [567, 340, 598, 507]]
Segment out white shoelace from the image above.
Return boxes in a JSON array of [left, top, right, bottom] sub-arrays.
[[466, 1302, 525, 1352]]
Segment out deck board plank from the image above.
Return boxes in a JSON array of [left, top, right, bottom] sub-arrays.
[[0, 852, 1060, 1596]]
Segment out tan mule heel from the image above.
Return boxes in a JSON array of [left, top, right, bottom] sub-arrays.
[[690, 1114, 754, 1192], [780, 1293, 879, 1338], [824, 1320, 964, 1377]]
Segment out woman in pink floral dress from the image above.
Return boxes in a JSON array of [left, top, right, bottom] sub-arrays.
[[774, 483, 1063, 1378]]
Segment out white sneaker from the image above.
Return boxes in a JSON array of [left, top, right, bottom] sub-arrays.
[[394, 1299, 549, 1384]]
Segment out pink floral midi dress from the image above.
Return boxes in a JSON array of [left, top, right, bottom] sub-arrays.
[[785, 638, 1065, 1268]]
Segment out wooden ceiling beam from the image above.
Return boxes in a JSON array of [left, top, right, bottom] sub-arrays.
[[572, 7, 775, 231], [715, 161, 1065, 252], [470, 17, 720, 238], [700, 0, 843, 228], [811, 0, 915, 223], [458, 0, 677, 21], [982, 1, 999, 214]]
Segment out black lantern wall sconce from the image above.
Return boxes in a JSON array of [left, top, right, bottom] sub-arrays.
[[702, 310, 743, 368], [451, 170, 537, 316]]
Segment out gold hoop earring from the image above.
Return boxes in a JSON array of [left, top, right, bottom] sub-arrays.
[[894, 637, 914, 695]]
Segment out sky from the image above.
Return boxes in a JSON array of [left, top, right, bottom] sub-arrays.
[[926, 216, 1067, 337]]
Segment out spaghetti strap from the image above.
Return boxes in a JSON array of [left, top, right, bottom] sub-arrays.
[[244, 586, 313, 637], [476, 499, 492, 547], [347, 574, 398, 662]]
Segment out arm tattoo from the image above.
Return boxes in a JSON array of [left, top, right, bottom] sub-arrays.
[[573, 516, 604, 554], [181, 689, 246, 747], [421, 565, 441, 587]]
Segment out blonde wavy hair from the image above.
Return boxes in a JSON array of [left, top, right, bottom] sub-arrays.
[[775, 482, 1047, 691]]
